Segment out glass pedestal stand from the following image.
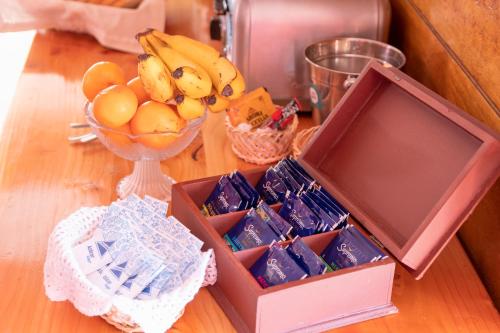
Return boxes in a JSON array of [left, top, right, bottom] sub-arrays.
[[116, 159, 175, 201]]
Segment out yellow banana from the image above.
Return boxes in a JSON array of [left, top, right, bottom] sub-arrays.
[[137, 54, 174, 103], [175, 94, 205, 120], [145, 33, 212, 98], [151, 30, 220, 62], [221, 68, 246, 100], [151, 29, 239, 95], [206, 90, 230, 113], [136, 31, 156, 55]]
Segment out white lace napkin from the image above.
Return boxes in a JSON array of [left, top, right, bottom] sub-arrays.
[[44, 206, 216, 333]]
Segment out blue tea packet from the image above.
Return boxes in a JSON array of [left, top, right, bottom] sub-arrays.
[[250, 243, 308, 288], [256, 168, 288, 204], [228, 173, 252, 210], [279, 192, 318, 237], [224, 209, 280, 251], [300, 191, 341, 232], [313, 186, 349, 218], [286, 237, 329, 276], [231, 171, 260, 208], [202, 175, 242, 216], [255, 201, 293, 241], [344, 225, 387, 260], [274, 166, 303, 194], [279, 159, 315, 190], [306, 190, 346, 230], [321, 229, 379, 270], [285, 157, 315, 182]]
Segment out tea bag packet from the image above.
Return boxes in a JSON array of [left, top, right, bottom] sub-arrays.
[[277, 159, 315, 190], [285, 157, 315, 183], [227, 172, 253, 210], [312, 186, 349, 219], [286, 237, 331, 276], [305, 191, 346, 230], [250, 243, 308, 288], [344, 225, 387, 260], [300, 192, 340, 232], [279, 192, 318, 237], [256, 168, 288, 204], [231, 171, 260, 208], [224, 209, 280, 251], [274, 166, 303, 194], [321, 229, 379, 270], [202, 175, 242, 216], [136, 261, 181, 300], [255, 201, 293, 240]]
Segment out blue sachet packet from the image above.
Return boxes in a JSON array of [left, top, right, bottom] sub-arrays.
[[256, 168, 288, 204], [344, 225, 387, 260], [255, 201, 293, 240], [314, 186, 349, 217], [202, 175, 242, 216], [224, 209, 280, 251], [274, 166, 303, 194], [279, 192, 318, 237], [300, 191, 341, 232], [285, 157, 315, 182], [279, 159, 315, 190], [232, 171, 260, 208], [286, 237, 328, 276], [306, 190, 346, 230], [250, 243, 308, 288], [228, 172, 252, 210], [321, 229, 379, 270]]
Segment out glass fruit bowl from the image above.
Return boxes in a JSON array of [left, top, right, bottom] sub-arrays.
[[85, 102, 206, 201]]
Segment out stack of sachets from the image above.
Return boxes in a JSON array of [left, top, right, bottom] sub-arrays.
[[201, 171, 260, 216], [250, 237, 330, 288], [72, 195, 203, 299], [250, 225, 387, 288], [321, 225, 387, 270]]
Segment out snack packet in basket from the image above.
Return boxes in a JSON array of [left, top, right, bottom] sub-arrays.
[[256, 168, 288, 204], [202, 175, 242, 216], [255, 201, 293, 241], [250, 243, 307, 288], [285, 237, 330, 276], [224, 209, 280, 251], [279, 192, 318, 237], [143, 195, 169, 216]]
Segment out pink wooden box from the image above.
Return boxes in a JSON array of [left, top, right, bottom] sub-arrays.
[[172, 60, 500, 333]]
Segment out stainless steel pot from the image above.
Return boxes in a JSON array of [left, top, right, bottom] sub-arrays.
[[305, 38, 406, 124]]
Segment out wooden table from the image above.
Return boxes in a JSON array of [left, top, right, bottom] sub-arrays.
[[0, 30, 498, 333]]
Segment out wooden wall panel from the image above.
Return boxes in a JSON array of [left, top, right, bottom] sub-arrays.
[[390, 0, 500, 308]]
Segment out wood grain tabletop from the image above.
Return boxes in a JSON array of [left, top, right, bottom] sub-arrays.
[[0, 27, 498, 333]]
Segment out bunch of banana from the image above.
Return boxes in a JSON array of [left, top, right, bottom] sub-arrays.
[[136, 29, 246, 118]]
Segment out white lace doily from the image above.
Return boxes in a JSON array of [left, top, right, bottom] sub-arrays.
[[44, 206, 217, 333]]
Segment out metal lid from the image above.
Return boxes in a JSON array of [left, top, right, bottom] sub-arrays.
[[298, 60, 500, 279]]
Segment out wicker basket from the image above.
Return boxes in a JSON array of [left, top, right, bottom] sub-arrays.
[[292, 126, 320, 158], [225, 114, 298, 165]]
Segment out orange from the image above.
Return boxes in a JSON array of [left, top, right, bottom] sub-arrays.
[[93, 85, 138, 128], [130, 101, 184, 149], [82, 61, 126, 101], [127, 76, 150, 105], [101, 123, 133, 147]]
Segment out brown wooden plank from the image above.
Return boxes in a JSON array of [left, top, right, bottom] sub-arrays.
[[390, 0, 500, 309]]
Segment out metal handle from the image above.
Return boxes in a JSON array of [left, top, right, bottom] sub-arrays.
[[343, 75, 357, 90]]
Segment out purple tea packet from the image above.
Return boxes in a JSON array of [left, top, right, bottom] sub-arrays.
[[201, 175, 242, 216], [279, 159, 315, 189], [256, 168, 288, 204], [279, 192, 318, 237], [232, 171, 260, 208], [250, 243, 308, 288], [344, 225, 387, 260], [300, 191, 341, 232], [274, 165, 303, 194], [306, 190, 345, 230], [224, 209, 280, 251], [314, 186, 349, 217], [286, 237, 327, 276], [228, 172, 252, 210], [321, 229, 379, 270], [255, 201, 293, 240]]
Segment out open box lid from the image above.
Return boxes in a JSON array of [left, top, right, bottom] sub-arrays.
[[298, 60, 500, 280]]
